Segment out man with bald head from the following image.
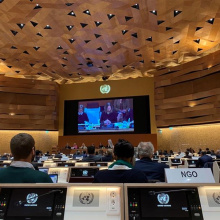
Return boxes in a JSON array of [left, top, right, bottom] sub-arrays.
[[134, 142, 169, 182]]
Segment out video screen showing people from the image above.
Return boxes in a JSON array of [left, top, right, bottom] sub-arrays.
[[78, 98, 134, 133]]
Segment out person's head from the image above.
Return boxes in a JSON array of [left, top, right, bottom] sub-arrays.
[[78, 105, 84, 113], [185, 151, 189, 156], [87, 146, 95, 155], [137, 142, 154, 159], [201, 151, 206, 156], [105, 102, 113, 113], [216, 150, 220, 155], [106, 149, 113, 157], [113, 139, 134, 163], [10, 133, 35, 161]]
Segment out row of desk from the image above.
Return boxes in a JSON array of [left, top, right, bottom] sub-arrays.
[[0, 183, 220, 220]]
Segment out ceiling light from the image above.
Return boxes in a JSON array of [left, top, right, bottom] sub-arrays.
[[9, 113, 15, 116], [150, 10, 157, 15], [206, 18, 214, 24], [174, 10, 182, 17], [107, 14, 115, 20]]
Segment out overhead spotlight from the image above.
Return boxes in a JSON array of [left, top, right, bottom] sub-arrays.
[[66, 25, 74, 31], [125, 16, 133, 21], [146, 36, 152, 42], [87, 62, 93, 67], [194, 39, 200, 44], [69, 38, 75, 44], [122, 30, 128, 35], [17, 23, 25, 29], [34, 4, 42, 9], [95, 21, 102, 27], [150, 10, 157, 15], [44, 25, 52, 29], [102, 76, 109, 81], [83, 9, 91, 15], [107, 14, 115, 20], [68, 11, 76, 16], [206, 18, 214, 24], [131, 4, 139, 10], [174, 10, 182, 17]]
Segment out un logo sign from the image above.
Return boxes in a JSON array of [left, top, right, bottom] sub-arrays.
[[100, 84, 111, 94], [157, 193, 169, 205], [26, 193, 38, 204]]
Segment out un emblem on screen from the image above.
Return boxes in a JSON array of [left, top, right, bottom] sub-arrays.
[[100, 84, 111, 94], [213, 192, 220, 204], [157, 193, 169, 205], [79, 192, 94, 205], [26, 193, 38, 204]]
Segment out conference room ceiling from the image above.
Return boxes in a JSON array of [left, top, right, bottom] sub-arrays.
[[0, 0, 220, 84]]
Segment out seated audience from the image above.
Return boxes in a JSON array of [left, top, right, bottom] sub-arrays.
[[216, 150, 220, 159], [44, 151, 50, 156], [184, 151, 192, 159], [134, 142, 169, 182], [0, 133, 52, 183], [93, 139, 148, 183], [196, 151, 213, 168], [54, 151, 62, 158], [101, 149, 113, 162], [34, 150, 42, 162], [206, 148, 211, 154], [82, 146, 101, 162]]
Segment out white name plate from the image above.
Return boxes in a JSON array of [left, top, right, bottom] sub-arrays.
[[165, 168, 215, 183]]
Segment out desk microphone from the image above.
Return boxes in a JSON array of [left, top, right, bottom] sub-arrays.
[[149, 188, 196, 196], [15, 189, 63, 206]]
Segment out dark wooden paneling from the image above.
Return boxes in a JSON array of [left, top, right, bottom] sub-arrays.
[[0, 76, 58, 130], [155, 50, 220, 127]]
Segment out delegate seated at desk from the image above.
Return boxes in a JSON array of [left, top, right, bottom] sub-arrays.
[[100, 103, 117, 127], [78, 104, 89, 124], [114, 99, 130, 122]]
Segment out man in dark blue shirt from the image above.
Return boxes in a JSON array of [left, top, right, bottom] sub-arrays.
[[93, 139, 148, 183], [134, 142, 169, 182], [196, 151, 213, 168]]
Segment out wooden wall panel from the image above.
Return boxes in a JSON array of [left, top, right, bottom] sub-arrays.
[[157, 124, 220, 152], [0, 130, 58, 155], [155, 50, 220, 127], [0, 75, 58, 130]]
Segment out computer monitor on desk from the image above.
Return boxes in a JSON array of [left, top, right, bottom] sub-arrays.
[[68, 167, 99, 183], [152, 156, 159, 161], [57, 162, 75, 167], [125, 184, 203, 220], [187, 159, 197, 168], [1, 187, 67, 220], [89, 162, 108, 167], [48, 167, 70, 183], [39, 168, 49, 174], [160, 157, 168, 163], [170, 158, 182, 166]]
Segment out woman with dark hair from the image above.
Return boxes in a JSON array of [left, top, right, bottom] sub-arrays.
[[100, 102, 117, 127]]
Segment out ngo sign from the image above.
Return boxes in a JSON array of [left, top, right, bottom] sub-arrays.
[[165, 168, 215, 183]]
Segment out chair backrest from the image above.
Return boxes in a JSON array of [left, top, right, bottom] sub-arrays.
[[84, 107, 100, 124], [204, 162, 214, 173]]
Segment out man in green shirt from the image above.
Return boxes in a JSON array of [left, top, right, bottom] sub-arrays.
[[0, 133, 52, 183]]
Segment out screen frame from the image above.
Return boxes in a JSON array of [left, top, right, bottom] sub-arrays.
[[63, 95, 151, 136]]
